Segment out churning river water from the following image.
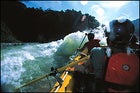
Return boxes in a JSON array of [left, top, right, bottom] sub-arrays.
[[1, 31, 106, 92]]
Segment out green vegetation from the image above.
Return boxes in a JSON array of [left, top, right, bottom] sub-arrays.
[[1, 1, 99, 42]]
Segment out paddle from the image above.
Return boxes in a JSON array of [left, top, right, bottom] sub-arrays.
[[74, 33, 87, 56], [15, 55, 90, 91]]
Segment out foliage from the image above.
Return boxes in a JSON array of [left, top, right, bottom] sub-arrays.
[[1, 1, 99, 42]]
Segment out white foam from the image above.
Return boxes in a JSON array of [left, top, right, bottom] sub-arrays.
[[24, 52, 35, 60], [1, 56, 25, 86]]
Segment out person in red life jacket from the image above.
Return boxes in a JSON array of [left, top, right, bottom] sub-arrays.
[[69, 33, 100, 72], [70, 33, 101, 72], [67, 33, 101, 92], [68, 18, 139, 92], [89, 18, 139, 92], [77, 33, 101, 57]]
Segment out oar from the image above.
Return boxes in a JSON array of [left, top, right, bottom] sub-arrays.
[[75, 33, 87, 55], [15, 74, 50, 91], [57, 55, 90, 72], [15, 55, 90, 91]]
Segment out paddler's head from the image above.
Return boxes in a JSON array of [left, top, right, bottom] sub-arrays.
[[87, 33, 95, 41], [107, 18, 135, 47]]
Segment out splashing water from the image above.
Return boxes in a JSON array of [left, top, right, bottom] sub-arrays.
[[1, 31, 107, 92], [1, 41, 63, 92]]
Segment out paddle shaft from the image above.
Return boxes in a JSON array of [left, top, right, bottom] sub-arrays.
[[57, 55, 90, 72], [15, 74, 50, 91], [15, 55, 90, 91], [75, 34, 87, 55]]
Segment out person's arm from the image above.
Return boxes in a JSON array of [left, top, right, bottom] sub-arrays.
[[77, 43, 87, 52]]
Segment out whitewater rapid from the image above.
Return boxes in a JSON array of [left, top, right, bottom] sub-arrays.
[[1, 31, 107, 92]]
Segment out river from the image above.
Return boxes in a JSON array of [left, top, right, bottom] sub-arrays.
[[2, 31, 103, 92]]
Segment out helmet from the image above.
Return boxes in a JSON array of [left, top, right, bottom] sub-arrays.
[[108, 18, 135, 45], [88, 33, 95, 40]]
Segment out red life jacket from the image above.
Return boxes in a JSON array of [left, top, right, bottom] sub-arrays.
[[85, 39, 100, 52], [105, 53, 139, 91]]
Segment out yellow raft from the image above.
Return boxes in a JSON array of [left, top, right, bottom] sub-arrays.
[[50, 55, 89, 92]]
